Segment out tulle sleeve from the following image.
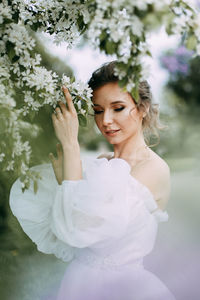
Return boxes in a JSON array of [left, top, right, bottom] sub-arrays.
[[9, 164, 75, 262], [9, 158, 131, 261], [50, 158, 131, 248], [138, 182, 169, 223]]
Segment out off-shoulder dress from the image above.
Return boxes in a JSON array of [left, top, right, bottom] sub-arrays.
[[9, 157, 176, 300]]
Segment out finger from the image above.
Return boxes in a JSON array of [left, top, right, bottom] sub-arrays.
[[58, 101, 68, 114], [52, 112, 58, 121], [49, 152, 56, 162], [55, 107, 63, 119], [62, 86, 76, 114], [56, 143, 63, 157]]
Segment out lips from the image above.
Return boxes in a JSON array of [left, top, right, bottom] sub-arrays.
[[105, 129, 120, 136], [106, 130, 120, 133]]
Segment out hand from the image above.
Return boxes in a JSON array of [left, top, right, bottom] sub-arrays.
[[49, 143, 63, 185], [52, 86, 79, 148]]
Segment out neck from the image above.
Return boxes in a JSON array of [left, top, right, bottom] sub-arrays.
[[112, 130, 149, 162]]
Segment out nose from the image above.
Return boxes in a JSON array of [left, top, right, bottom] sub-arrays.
[[102, 110, 113, 126]]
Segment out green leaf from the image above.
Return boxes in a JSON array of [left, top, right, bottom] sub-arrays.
[[118, 77, 128, 88], [165, 23, 173, 36], [29, 110, 36, 121], [99, 30, 107, 42], [20, 174, 26, 182], [12, 12, 19, 23], [78, 114, 87, 127], [70, 76, 75, 83], [74, 103, 78, 112], [26, 180, 30, 190], [34, 180, 38, 194], [6, 41, 16, 62], [77, 15, 84, 30], [81, 100, 87, 110], [105, 40, 116, 55], [30, 22, 42, 32], [146, 50, 152, 57], [12, 55, 20, 63], [131, 87, 139, 103], [186, 35, 197, 50]]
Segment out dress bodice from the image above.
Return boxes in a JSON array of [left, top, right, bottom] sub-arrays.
[[9, 156, 169, 266]]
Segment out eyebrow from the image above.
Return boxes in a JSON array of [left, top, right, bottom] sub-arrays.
[[93, 100, 126, 107]]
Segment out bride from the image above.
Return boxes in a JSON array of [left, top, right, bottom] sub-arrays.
[[10, 61, 176, 300]]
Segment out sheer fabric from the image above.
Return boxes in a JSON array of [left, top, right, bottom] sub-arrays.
[[9, 157, 175, 300]]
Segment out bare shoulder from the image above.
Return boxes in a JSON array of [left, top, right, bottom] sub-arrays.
[[132, 149, 171, 210], [97, 152, 113, 160]]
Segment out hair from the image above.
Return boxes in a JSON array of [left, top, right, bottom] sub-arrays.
[[88, 61, 167, 147]]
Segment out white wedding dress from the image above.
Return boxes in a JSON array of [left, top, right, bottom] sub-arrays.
[[9, 157, 176, 300]]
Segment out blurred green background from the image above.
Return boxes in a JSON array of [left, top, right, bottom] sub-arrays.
[[0, 35, 200, 300]]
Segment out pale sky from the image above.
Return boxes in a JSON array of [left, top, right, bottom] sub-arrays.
[[38, 26, 178, 110]]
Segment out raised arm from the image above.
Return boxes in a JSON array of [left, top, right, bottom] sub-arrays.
[[51, 86, 82, 181]]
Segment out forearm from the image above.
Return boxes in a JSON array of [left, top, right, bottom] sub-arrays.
[[62, 142, 82, 181]]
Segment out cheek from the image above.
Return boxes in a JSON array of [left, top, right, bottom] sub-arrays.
[[94, 116, 102, 129], [120, 109, 139, 126]]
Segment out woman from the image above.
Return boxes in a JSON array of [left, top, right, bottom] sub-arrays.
[[9, 61, 175, 300]]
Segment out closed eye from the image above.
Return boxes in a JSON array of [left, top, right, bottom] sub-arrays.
[[93, 107, 125, 114]]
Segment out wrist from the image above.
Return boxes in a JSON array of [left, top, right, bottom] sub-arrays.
[[62, 141, 80, 152]]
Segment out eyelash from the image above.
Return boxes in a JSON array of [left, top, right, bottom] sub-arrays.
[[93, 107, 125, 114]]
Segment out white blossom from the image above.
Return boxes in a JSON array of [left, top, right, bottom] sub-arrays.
[[6, 24, 36, 55], [20, 161, 29, 175], [0, 1, 13, 24], [130, 16, 143, 37], [126, 81, 135, 92], [62, 76, 93, 102], [0, 153, 5, 162], [113, 66, 127, 80], [0, 82, 16, 107], [6, 160, 14, 171], [22, 67, 58, 94]]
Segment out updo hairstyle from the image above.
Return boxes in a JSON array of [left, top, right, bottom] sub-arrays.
[[88, 61, 166, 147]]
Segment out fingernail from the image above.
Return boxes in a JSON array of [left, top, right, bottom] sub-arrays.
[[63, 85, 68, 91]]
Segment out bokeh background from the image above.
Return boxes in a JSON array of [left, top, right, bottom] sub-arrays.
[[0, 27, 199, 300]]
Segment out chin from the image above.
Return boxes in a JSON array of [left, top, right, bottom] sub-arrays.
[[104, 136, 123, 145]]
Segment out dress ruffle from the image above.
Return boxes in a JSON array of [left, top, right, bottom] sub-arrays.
[[51, 158, 131, 248], [103, 157, 169, 223], [9, 164, 74, 262], [9, 157, 169, 263]]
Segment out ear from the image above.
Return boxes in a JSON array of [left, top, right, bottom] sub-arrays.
[[142, 103, 150, 118]]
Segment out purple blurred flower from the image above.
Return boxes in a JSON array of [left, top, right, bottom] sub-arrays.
[[161, 56, 179, 73], [160, 45, 193, 77], [178, 64, 189, 75], [196, 0, 200, 9], [175, 45, 194, 57]]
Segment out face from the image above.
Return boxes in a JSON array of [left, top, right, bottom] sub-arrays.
[[92, 82, 144, 145]]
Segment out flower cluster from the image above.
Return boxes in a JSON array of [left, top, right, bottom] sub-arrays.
[[13, 0, 89, 48], [62, 75, 93, 126], [85, 0, 200, 99], [1, 0, 200, 190], [168, 0, 200, 55], [0, 0, 93, 190]]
